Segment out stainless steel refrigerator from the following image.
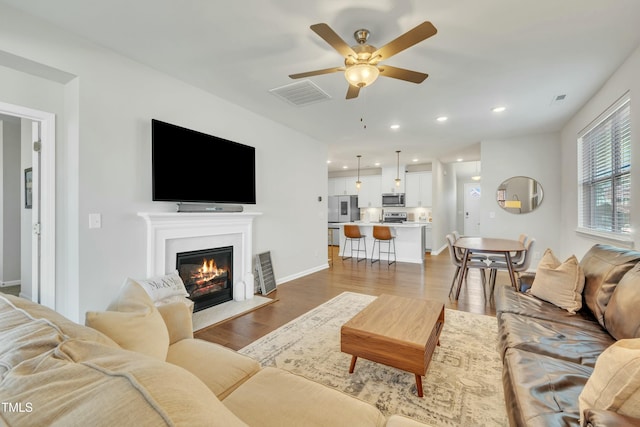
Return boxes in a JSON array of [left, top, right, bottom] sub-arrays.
[[328, 195, 359, 245]]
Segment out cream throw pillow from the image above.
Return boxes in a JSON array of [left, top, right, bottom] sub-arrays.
[[529, 248, 585, 313], [579, 338, 640, 424], [85, 278, 169, 360], [136, 271, 189, 302]]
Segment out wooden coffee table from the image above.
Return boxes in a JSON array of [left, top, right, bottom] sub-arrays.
[[340, 294, 445, 397]]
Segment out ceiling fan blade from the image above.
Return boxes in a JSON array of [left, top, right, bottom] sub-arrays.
[[289, 67, 344, 79], [379, 65, 428, 83], [310, 23, 357, 58], [371, 21, 437, 61], [346, 84, 360, 99]]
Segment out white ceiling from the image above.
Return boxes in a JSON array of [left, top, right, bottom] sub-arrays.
[[3, 0, 640, 172]]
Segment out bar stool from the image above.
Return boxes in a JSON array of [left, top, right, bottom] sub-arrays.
[[372, 225, 396, 265], [342, 225, 367, 262]]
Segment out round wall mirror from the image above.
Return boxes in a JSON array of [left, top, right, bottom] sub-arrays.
[[496, 176, 544, 214]]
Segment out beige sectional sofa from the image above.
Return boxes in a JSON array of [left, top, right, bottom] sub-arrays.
[[0, 280, 426, 426]]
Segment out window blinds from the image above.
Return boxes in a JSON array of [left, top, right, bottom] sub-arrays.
[[578, 96, 631, 234]]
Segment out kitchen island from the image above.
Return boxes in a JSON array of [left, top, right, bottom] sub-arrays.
[[336, 222, 428, 264]]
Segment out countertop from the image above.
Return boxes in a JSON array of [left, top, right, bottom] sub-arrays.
[[333, 222, 431, 228]]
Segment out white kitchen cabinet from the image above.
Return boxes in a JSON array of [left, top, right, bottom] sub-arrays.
[[405, 171, 432, 207], [380, 166, 405, 194], [329, 177, 357, 196], [357, 175, 382, 208]]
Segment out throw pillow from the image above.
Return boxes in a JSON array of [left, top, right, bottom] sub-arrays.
[[136, 271, 189, 302], [579, 338, 640, 424], [529, 248, 585, 313], [85, 278, 169, 360]]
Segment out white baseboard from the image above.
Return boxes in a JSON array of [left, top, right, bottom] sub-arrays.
[[0, 280, 21, 287], [274, 263, 329, 287], [430, 243, 447, 256]]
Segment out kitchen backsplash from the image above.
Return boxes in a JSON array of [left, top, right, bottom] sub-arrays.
[[360, 207, 432, 223]]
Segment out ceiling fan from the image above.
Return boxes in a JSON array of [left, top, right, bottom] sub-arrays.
[[289, 21, 437, 99]]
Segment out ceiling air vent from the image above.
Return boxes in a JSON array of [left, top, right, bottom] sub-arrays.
[[550, 94, 567, 105], [269, 80, 331, 107]]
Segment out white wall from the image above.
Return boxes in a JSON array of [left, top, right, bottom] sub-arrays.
[[480, 133, 562, 267], [560, 45, 640, 258], [0, 119, 21, 284], [0, 4, 328, 321], [431, 160, 451, 254]]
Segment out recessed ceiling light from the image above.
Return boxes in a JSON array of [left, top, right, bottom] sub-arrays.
[[327, 160, 332, 164], [390, 124, 400, 130], [436, 116, 448, 122], [342, 165, 348, 169], [412, 158, 419, 162], [374, 162, 381, 166], [492, 106, 506, 113], [457, 158, 464, 162]]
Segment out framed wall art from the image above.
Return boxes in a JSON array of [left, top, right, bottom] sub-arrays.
[[24, 168, 33, 209]]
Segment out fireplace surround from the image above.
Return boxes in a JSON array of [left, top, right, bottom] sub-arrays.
[[138, 212, 262, 305]]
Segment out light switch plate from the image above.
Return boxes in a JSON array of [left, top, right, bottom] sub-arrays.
[[89, 213, 102, 229]]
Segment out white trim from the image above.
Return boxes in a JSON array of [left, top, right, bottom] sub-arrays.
[[0, 101, 55, 310], [276, 263, 328, 286], [0, 280, 21, 287], [430, 243, 447, 256], [575, 227, 634, 248]]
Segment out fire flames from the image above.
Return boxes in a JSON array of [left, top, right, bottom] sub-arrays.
[[192, 258, 226, 286]]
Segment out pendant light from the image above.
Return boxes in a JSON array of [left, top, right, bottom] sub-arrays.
[[355, 155, 362, 189], [394, 150, 401, 187]]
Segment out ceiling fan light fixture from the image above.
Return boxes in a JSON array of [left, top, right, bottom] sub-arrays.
[[345, 64, 380, 88]]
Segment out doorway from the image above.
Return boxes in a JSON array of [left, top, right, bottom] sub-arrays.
[[463, 182, 481, 236], [0, 101, 55, 310]]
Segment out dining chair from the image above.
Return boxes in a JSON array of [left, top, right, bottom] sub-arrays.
[[451, 230, 488, 262], [446, 234, 487, 299], [342, 224, 367, 262], [487, 233, 528, 263], [488, 238, 536, 294]]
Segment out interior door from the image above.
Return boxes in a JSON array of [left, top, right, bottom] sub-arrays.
[[463, 183, 481, 235]]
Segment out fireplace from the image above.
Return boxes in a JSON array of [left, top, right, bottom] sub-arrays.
[[176, 246, 233, 312]]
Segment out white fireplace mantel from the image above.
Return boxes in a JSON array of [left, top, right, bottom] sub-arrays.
[[137, 211, 262, 300]]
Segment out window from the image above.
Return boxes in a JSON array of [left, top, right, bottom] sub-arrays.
[[578, 95, 631, 237]]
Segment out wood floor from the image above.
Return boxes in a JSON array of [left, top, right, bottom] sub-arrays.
[[195, 247, 508, 351]]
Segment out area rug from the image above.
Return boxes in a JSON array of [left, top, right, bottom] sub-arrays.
[[239, 292, 507, 426]]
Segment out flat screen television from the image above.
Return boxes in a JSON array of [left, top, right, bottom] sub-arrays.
[[152, 119, 256, 204]]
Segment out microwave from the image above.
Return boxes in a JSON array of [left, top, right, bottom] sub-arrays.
[[382, 193, 405, 207]]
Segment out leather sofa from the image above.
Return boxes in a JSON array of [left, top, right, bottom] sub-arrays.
[[0, 281, 426, 426], [495, 244, 640, 426]]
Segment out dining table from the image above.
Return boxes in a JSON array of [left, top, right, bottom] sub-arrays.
[[453, 237, 526, 300]]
